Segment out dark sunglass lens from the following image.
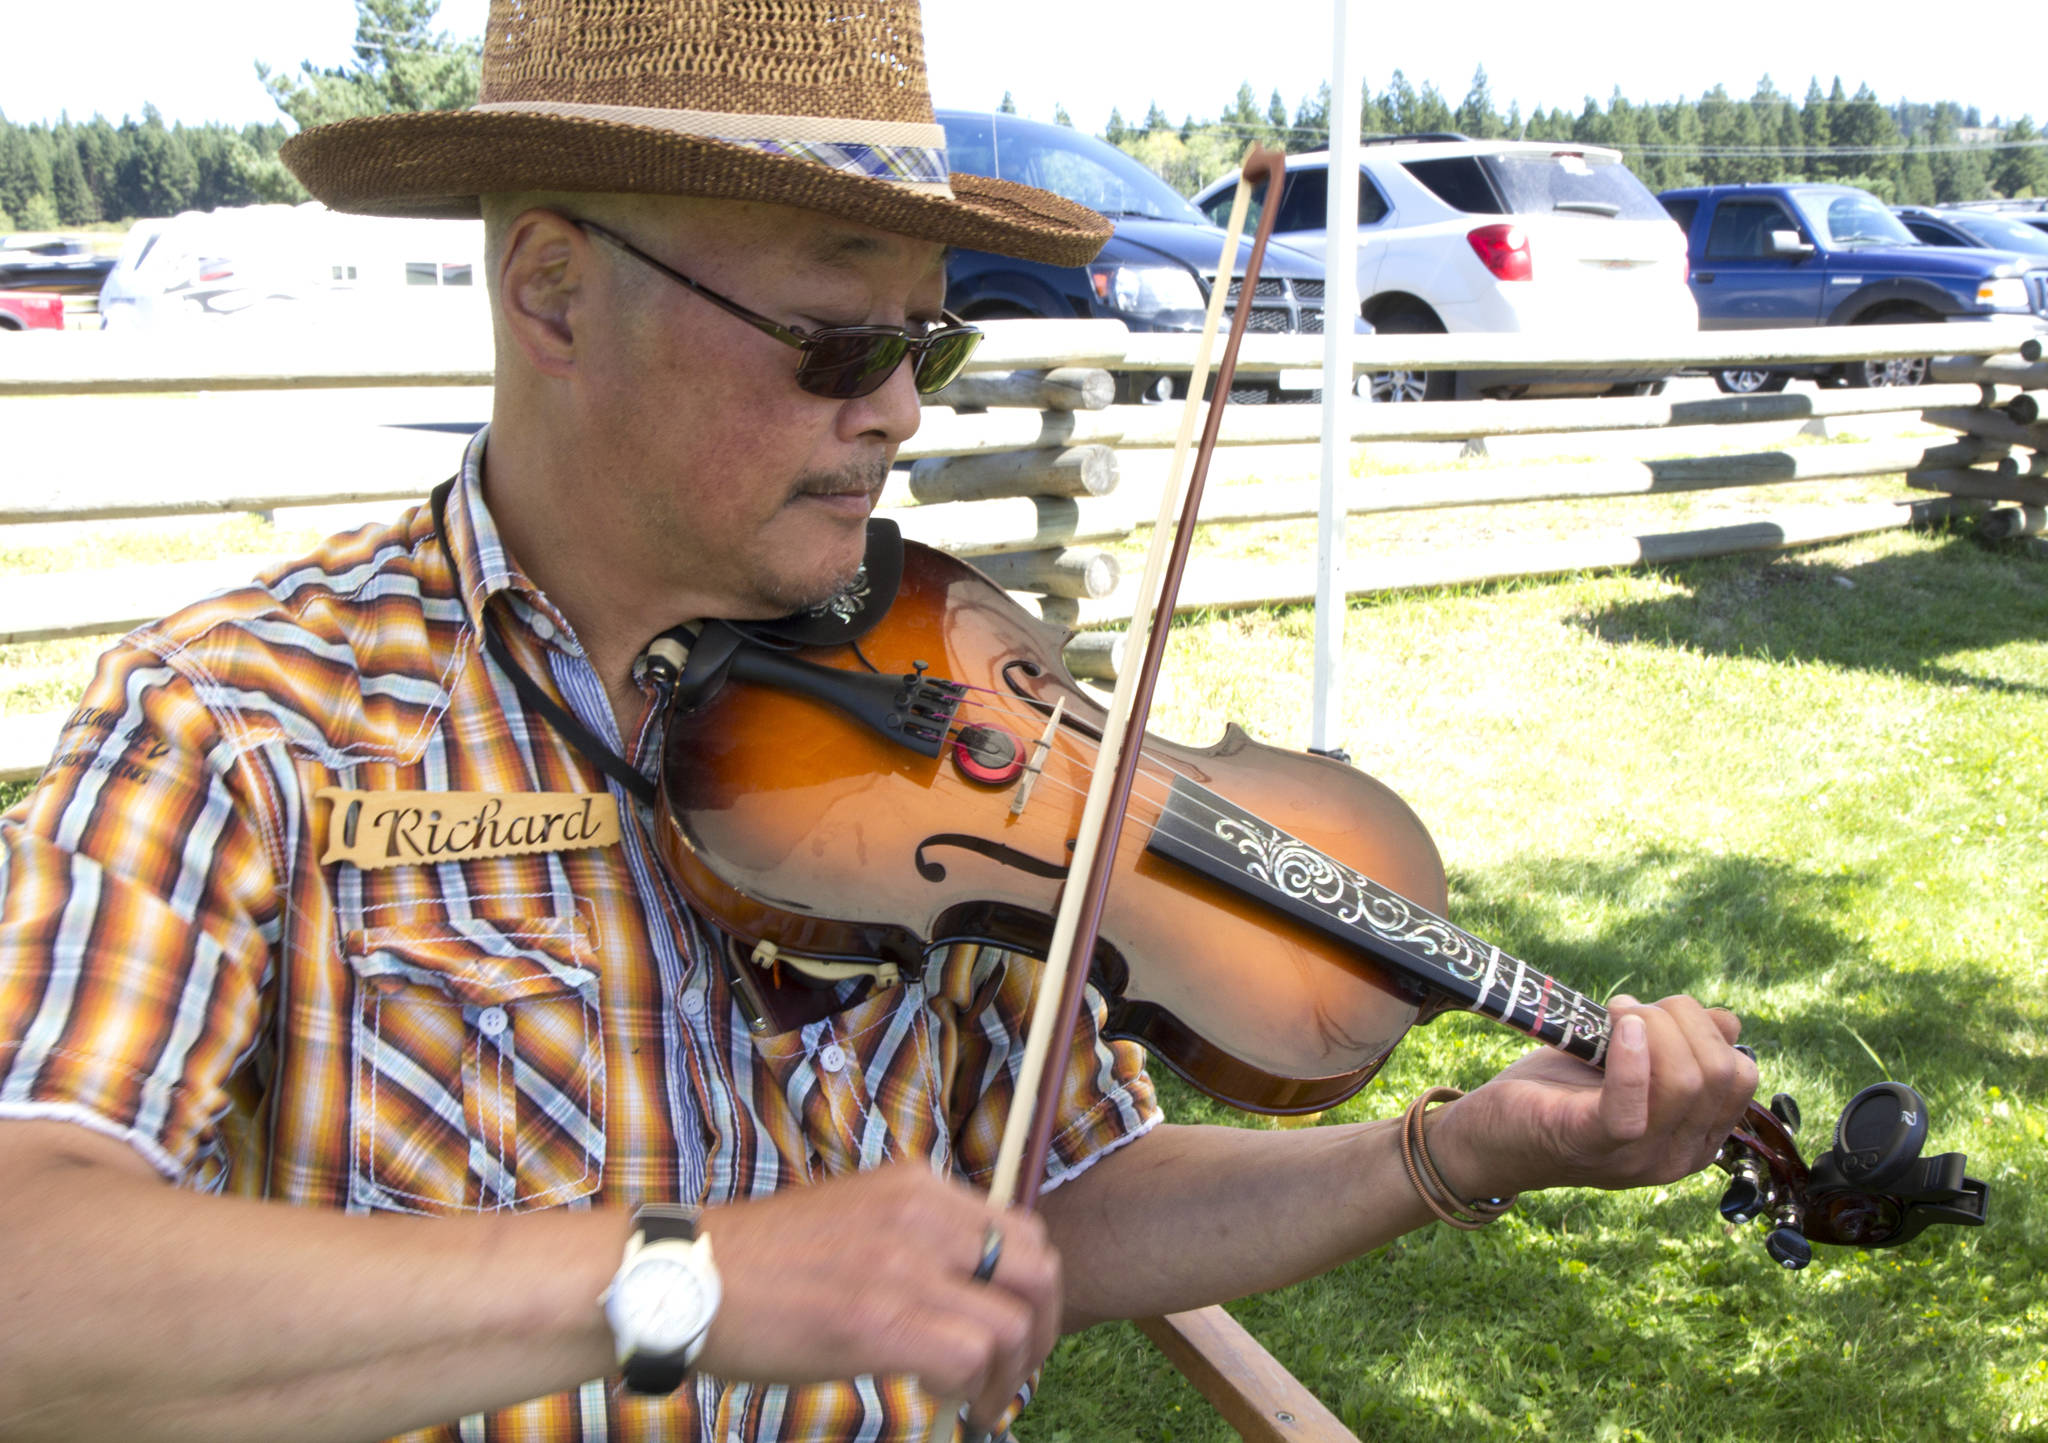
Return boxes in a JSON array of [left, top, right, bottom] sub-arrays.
[[797, 333, 910, 399], [910, 329, 982, 395]]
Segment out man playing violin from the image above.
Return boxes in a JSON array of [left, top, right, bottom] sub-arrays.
[[0, 2, 1758, 1440]]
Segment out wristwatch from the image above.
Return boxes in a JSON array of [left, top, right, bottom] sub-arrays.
[[600, 1203, 722, 1394]]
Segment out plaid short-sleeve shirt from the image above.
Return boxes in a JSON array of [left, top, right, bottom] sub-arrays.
[[0, 432, 1160, 1442]]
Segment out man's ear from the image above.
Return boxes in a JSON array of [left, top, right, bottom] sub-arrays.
[[496, 210, 587, 377]]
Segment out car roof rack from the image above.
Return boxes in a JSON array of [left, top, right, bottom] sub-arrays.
[[1359, 132, 1471, 147]]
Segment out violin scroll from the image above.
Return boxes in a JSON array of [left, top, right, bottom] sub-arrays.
[[1714, 1069, 1988, 1270]]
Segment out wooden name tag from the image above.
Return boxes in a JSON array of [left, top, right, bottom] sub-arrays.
[[318, 788, 621, 870]]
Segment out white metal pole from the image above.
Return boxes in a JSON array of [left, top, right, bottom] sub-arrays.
[[1311, 0, 1361, 757]]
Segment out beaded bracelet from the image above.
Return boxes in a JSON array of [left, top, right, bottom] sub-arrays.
[[1399, 1086, 1516, 1230]]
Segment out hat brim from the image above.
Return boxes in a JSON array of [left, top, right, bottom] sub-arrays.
[[280, 109, 1113, 268]]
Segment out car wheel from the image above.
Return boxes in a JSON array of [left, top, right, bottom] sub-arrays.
[[1714, 368, 1789, 395], [1366, 308, 1454, 402], [1845, 354, 1930, 388], [1845, 309, 1935, 388]]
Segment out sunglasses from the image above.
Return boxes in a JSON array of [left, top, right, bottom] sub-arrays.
[[574, 219, 982, 401]]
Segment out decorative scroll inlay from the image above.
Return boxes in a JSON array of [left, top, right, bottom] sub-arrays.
[[1217, 814, 1491, 980], [1209, 810, 1610, 1059]]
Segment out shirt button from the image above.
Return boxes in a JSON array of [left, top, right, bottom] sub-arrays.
[[476, 1005, 509, 1037], [680, 990, 706, 1017], [817, 1043, 847, 1074]]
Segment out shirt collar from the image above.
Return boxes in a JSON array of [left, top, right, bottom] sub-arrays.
[[443, 426, 586, 658]]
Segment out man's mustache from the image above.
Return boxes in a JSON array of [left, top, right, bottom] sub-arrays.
[[789, 458, 890, 502]]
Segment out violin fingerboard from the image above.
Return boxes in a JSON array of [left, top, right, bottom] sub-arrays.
[[1148, 776, 1611, 1069]]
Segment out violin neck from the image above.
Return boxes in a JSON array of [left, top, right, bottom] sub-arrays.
[[1147, 775, 1612, 1069]]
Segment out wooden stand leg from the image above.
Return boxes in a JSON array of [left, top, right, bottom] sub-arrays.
[[1135, 1306, 1361, 1443]]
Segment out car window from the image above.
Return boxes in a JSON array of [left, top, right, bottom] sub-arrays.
[[1791, 190, 1918, 248], [1904, 220, 1959, 246], [1268, 169, 1390, 231], [1949, 213, 2048, 256], [1705, 199, 1801, 260], [941, 113, 1206, 224], [1661, 197, 1699, 235], [1200, 180, 1257, 231], [1401, 157, 1504, 214], [1479, 152, 1668, 221]]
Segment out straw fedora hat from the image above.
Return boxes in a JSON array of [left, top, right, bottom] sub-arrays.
[[280, 0, 1111, 267]]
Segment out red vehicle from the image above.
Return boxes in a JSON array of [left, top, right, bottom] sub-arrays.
[[0, 291, 65, 331]]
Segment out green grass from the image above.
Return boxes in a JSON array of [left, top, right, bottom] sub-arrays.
[[5, 482, 2046, 1441], [1019, 523, 2048, 1443]]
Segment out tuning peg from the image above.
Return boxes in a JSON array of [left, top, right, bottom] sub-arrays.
[[1765, 1227, 1812, 1270], [1769, 1092, 1802, 1134], [1719, 1174, 1764, 1224]]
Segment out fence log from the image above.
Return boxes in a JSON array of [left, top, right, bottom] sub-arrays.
[[1978, 506, 2046, 541], [908, 444, 1119, 503], [968, 547, 1121, 599], [0, 556, 285, 645], [887, 493, 1138, 558], [1120, 320, 2038, 375], [0, 332, 494, 396], [1928, 357, 2048, 389], [1908, 467, 2048, 507], [1919, 407, 2048, 452], [1068, 498, 1979, 630], [957, 319, 1135, 371], [0, 711, 65, 786], [2007, 393, 2041, 427], [1061, 630, 1129, 681], [929, 368, 1114, 412], [9, 318, 2035, 399], [1158, 438, 2003, 526]]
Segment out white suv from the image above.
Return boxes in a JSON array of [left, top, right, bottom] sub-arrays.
[[1193, 135, 1697, 401]]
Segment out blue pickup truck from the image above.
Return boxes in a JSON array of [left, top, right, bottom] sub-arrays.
[[1657, 183, 2048, 393]]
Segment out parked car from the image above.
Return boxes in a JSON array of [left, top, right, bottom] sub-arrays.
[[0, 233, 116, 294], [98, 203, 484, 338], [1892, 205, 2048, 260], [0, 292, 65, 331], [1192, 134, 1696, 402], [1947, 198, 2048, 238], [935, 109, 1346, 404], [1658, 182, 2048, 393]]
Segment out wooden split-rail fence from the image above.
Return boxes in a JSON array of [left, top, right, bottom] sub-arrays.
[[3, 318, 2046, 1441]]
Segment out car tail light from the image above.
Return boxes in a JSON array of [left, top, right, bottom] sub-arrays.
[[197, 258, 235, 282], [1466, 224, 1532, 282]]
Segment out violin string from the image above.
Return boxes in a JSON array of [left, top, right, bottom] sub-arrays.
[[936, 689, 1597, 1029], [940, 691, 1483, 940], [943, 688, 1188, 802], [942, 692, 1182, 817], [939, 690, 1343, 869]]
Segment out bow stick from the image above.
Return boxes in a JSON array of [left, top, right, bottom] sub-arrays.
[[928, 143, 1290, 1443]]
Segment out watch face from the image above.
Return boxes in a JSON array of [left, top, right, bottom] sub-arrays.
[[613, 1256, 711, 1354]]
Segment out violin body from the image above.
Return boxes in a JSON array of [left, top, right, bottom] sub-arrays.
[[657, 540, 1449, 1113]]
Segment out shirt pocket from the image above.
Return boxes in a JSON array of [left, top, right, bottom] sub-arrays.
[[750, 980, 949, 1182], [343, 915, 604, 1215]]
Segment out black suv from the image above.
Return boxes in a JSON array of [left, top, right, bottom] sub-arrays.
[[936, 110, 1342, 403]]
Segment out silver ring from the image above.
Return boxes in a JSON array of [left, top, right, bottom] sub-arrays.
[[971, 1222, 1003, 1283]]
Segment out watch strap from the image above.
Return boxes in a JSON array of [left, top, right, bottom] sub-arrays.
[[616, 1204, 710, 1396]]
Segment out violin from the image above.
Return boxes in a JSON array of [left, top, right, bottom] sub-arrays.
[[652, 535, 1988, 1269]]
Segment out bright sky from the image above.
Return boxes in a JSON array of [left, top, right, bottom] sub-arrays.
[[3, 0, 2034, 136]]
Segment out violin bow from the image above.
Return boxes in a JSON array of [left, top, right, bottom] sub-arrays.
[[927, 143, 1290, 1443]]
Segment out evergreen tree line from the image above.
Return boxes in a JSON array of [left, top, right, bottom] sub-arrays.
[[0, 108, 303, 232], [0, 0, 478, 232], [1100, 69, 2048, 205]]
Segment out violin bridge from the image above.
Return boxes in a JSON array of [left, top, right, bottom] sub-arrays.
[[1009, 697, 1067, 818]]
